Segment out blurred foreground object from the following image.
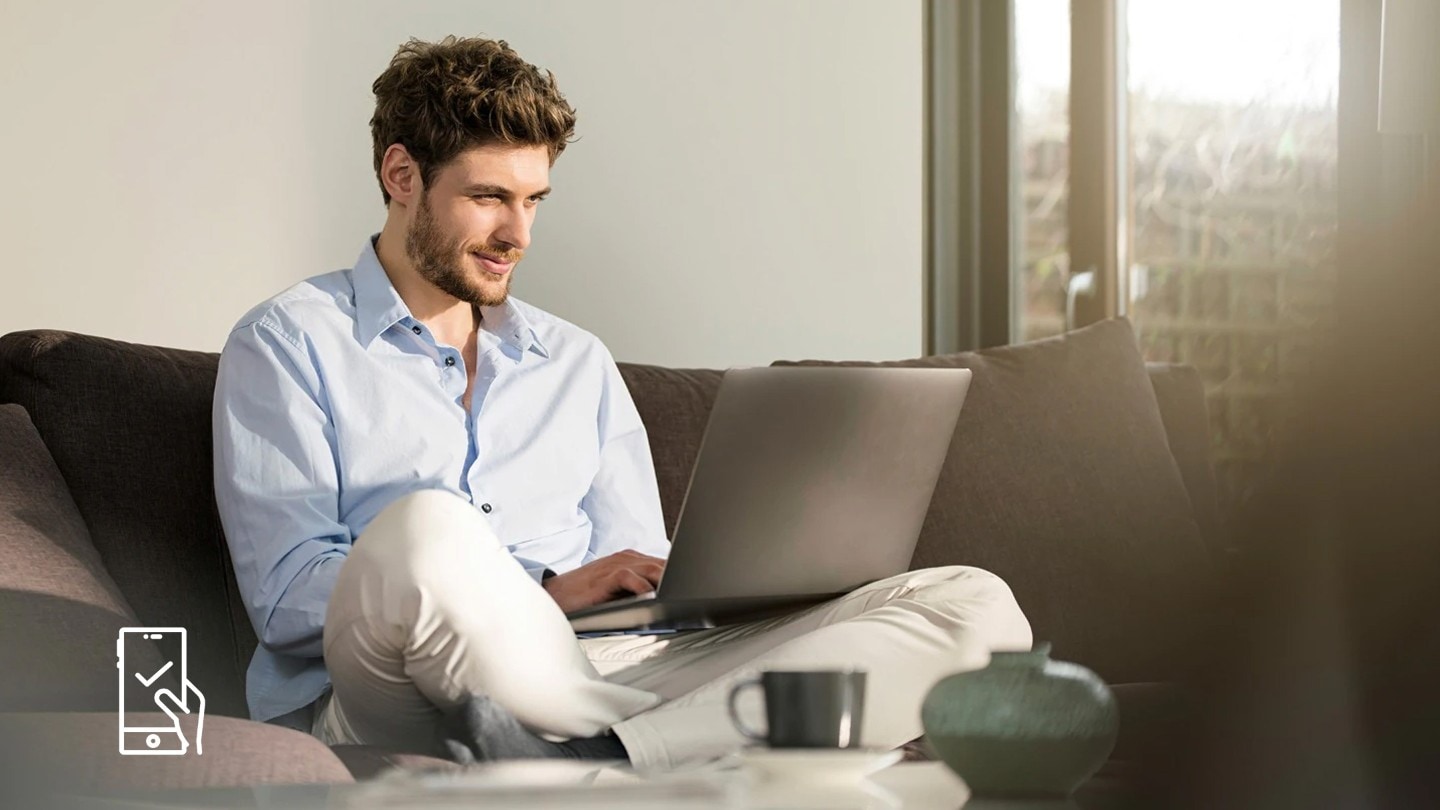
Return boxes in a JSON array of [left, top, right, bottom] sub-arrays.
[[922, 642, 1118, 799], [1166, 1, 1440, 805]]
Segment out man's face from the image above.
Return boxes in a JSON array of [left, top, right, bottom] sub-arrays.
[[404, 144, 551, 308]]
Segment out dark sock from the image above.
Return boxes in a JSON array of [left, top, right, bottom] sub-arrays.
[[441, 694, 629, 764]]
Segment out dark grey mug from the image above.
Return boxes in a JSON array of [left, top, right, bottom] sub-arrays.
[[727, 669, 868, 748]]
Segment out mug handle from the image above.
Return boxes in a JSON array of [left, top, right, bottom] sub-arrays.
[[726, 678, 767, 743]]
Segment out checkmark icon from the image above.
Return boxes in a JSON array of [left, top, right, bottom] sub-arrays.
[[134, 660, 173, 688]]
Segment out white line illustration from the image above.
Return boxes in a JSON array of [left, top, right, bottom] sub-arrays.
[[134, 660, 172, 687], [117, 628, 206, 756]]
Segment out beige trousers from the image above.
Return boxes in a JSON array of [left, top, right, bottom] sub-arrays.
[[317, 490, 1032, 770]]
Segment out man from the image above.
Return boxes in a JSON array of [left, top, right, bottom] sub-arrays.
[[214, 35, 1031, 769]]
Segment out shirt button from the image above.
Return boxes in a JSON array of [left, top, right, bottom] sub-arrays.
[[481, 503, 493, 513], [445, 356, 456, 367], [412, 325, 422, 335]]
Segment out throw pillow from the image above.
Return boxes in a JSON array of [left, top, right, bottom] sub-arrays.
[[773, 318, 1210, 683]]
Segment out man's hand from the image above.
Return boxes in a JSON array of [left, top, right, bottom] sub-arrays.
[[541, 550, 666, 613]]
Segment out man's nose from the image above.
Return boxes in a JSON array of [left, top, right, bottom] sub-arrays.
[[492, 205, 532, 253]]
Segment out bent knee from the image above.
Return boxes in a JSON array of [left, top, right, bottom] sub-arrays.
[[380, 488, 482, 525], [909, 565, 1015, 600], [348, 488, 500, 576], [906, 565, 1033, 649]]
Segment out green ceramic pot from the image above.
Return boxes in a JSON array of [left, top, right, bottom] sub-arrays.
[[920, 642, 1118, 798]]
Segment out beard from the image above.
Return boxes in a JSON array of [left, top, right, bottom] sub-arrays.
[[405, 193, 514, 308]]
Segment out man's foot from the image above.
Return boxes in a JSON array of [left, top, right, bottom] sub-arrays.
[[441, 695, 629, 763]]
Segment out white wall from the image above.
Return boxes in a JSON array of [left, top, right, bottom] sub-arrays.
[[0, 0, 924, 368]]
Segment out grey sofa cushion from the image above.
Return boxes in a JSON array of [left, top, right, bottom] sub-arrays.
[[329, 745, 459, 780], [0, 331, 252, 718], [0, 712, 352, 798], [773, 318, 1211, 683], [0, 404, 169, 711], [1146, 363, 1221, 553]]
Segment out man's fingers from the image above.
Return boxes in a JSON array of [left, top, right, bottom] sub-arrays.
[[611, 550, 666, 565], [635, 561, 665, 585], [612, 569, 655, 596]]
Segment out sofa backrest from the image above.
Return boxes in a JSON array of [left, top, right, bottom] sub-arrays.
[[0, 328, 1217, 709], [619, 358, 1219, 557]]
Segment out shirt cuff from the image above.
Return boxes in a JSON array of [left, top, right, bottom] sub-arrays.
[[516, 558, 555, 585]]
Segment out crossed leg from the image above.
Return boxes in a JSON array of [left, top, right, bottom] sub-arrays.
[[318, 490, 659, 754], [316, 489, 1032, 769], [586, 565, 1033, 769]]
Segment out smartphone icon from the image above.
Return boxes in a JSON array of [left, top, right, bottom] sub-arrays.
[[117, 627, 205, 756]]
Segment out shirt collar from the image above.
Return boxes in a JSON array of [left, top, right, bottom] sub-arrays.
[[353, 235, 411, 348], [352, 234, 550, 359], [479, 299, 551, 359]]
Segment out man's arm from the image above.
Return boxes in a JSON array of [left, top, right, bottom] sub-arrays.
[[579, 344, 671, 561], [213, 320, 350, 659]]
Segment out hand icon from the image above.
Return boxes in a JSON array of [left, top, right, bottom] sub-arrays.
[[152, 679, 206, 756]]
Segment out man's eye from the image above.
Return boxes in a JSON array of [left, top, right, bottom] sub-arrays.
[[472, 195, 544, 203]]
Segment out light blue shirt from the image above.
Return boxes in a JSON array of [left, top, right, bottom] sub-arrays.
[[213, 235, 671, 722]]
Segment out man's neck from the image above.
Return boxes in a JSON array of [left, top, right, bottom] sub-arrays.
[[374, 226, 478, 348]]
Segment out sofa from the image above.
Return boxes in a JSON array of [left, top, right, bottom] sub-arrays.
[[0, 317, 1215, 805]]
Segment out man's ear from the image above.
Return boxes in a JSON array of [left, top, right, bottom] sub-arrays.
[[380, 144, 421, 206]]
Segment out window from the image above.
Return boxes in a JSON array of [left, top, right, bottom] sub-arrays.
[[1126, 0, 1338, 510], [1015, 0, 1071, 343], [1009, 0, 1340, 513]]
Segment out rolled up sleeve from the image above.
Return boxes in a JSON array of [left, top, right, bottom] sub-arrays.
[[213, 319, 350, 659]]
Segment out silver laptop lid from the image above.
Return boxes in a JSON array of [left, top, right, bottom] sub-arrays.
[[657, 366, 972, 601]]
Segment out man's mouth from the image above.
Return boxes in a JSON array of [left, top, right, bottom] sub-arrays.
[[472, 252, 514, 275]]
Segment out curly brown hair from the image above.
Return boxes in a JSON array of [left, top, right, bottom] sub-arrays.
[[370, 35, 578, 206]]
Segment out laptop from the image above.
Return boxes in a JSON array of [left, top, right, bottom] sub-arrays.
[[566, 365, 972, 634]]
